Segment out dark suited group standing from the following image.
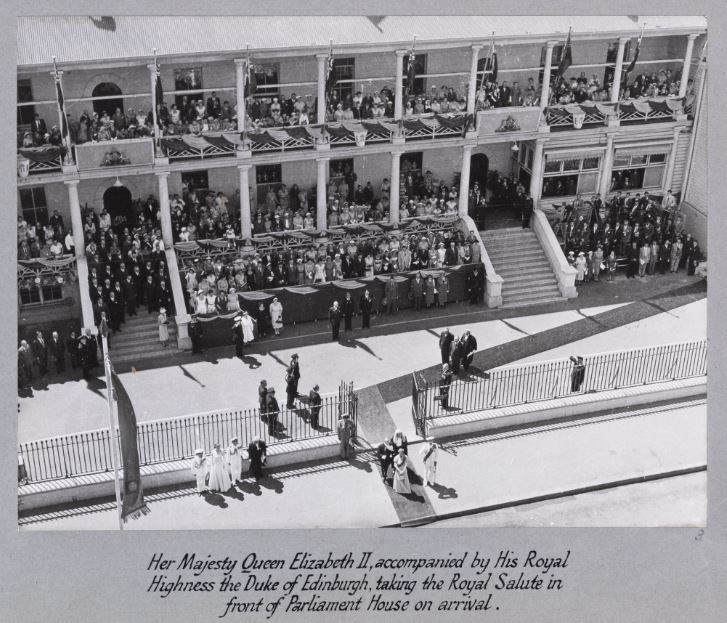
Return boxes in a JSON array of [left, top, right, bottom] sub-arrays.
[[18, 328, 99, 387], [439, 329, 478, 375], [328, 290, 375, 340]]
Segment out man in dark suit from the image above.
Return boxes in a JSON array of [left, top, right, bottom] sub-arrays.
[[206, 92, 221, 118], [144, 275, 157, 314], [439, 329, 454, 365], [411, 273, 424, 311], [461, 331, 478, 372], [498, 81, 513, 107], [32, 114, 47, 138], [266, 388, 280, 436], [289, 354, 301, 396], [123, 275, 137, 317], [258, 380, 268, 421], [449, 336, 464, 375], [329, 301, 342, 341], [66, 331, 79, 369], [232, 316, 244, 358], [308, 384, 322, 429], [376, 437, 395, 483], [188, 314, 203, 354], [49, 331, 65, 373], [247, 436, 267, 480], [31, 330, 48, 376]]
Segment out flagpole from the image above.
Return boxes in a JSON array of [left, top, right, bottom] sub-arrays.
[[151, 48, 160, 152], [51, 57, 72, 165], [100, 320, 124, 530]]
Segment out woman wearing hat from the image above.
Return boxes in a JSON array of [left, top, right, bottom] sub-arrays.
[[158, 307, 169, 347], [190, 449, 209, 494], [226, 438, 243, 484], [392, 448, 411, 494], [208, 442, 232, 492], [269, 297, 283, 335]]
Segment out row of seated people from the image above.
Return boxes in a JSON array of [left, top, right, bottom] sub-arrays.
[[180, 228, 481, 309]]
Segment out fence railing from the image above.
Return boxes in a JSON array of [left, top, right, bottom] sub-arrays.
[[413, 340, 707, 422], [19, 382, 357, 483]]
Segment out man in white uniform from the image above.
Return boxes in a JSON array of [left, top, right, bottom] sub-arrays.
[[190, 448, 209, 495], [420, 437, 439, 486], [226, 437, 243, 484]]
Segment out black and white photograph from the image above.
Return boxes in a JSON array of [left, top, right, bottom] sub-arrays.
[[14, 13, 708, 533]]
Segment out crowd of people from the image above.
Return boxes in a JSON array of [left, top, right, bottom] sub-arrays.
[[556, 191, 702, 284]]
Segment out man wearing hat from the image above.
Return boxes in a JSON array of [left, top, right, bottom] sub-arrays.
[[437, 363, 454, 410], [376, 437, 395, 483], [226, 437, 243, 484], [420, 437, 439, 486], [570, 355, 586, 393], [189, 314, 203, 354], [247, 435, 267, 481], [266, 388, 280, 436], [258, 380, 268, 421], [337, 413, 356, 459], [308, 384, 322, 429], [232, 315, 244, 358], [190, 448, 209, 495]]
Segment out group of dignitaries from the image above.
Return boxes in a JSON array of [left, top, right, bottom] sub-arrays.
[[560, 192, 703, 284], [18, 327, 100, 388], [376, 430, 440, 495]]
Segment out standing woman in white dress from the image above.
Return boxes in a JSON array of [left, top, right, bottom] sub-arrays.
[[158, 307, 169, 347], [392, 448, 411, 494], [208, 442, 232, 492], [241, 310, 255, 344], [269, 297, 284, 335]]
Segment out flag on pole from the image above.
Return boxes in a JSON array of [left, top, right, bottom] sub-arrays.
[[154, 62, 164, 108], [557, 27, 573, 78], [111, 369, 150, 522], [479, 35, 498, 89], [324, 42, 337, 101], [52, 59, 70, 141], [405, 50, 417, 97], [625, 25, 645, 75], [244, 58, 257, 98]]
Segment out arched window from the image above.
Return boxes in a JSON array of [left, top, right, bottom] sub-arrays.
[[103, 185, 133, 229], [92, 82, 124, 117]]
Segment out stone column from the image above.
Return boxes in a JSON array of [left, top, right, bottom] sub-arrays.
[[678, 34, 699, 98], [316, 157, 329, 230], [599, 134, 615, 200], [540, 41, 557, 109], [610, 37, 629, 103], [157, 171, 173, 247], [663, 127, 682, 193], [459, 145, 473, 216], [529, 139, 546, 202], [389, 151, 402, 223], [234, 58, 247, 132], [394, 50, 407, 120], [238, 164, 253, 238], [467, 44, 483, 116], [316, 53, 328, 125], [65, 180, 95, 332]]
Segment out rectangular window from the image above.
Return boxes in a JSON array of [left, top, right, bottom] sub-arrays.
[[401, 152, 423, 172], [18, 186, 48, 226], [255, 164, 282, 207], [542, 154, 602, 198], [181, 171, 209, 193], [173, 68, 203, 109], [332, 58, 355, 104], [611, 149, 669, 191], [253, 64, 280, 98], [19, 282, 64, 306], [17, 78, 35, 126]]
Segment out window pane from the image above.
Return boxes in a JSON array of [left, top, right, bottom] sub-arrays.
[[577, 171, 599, 194], [19, 188, 34, 211], [42, 284, 63, 301], [649, 153, 667, 164], [582, 157, 600, 170], [562, 159, 580, 172], [256, 165, 281, 185], [19, 286, 41, 305], [612, 155, 631, 168], [542, 174, 578, 197], [32, 187, 47, 208], [630, 155, 648, 166], [643, 165, 665, 188], [181, 171, 209, 191], [544, 160, 562, 174]]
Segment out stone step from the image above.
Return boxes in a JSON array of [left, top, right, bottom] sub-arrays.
[[502, 283, 561, 297], [110, 348, 181, 365], [501, 274, 558, 287], [110, 323, 178, 338], [108, 331, 178, 350], [504, 289, 562, 303], [497, 264, 553, 277], [489, 249, 545, 263], [110, 339, 178, 357], [502, 295, 565, 309]]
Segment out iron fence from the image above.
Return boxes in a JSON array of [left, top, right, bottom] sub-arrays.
[[19, 382, 357, 483], [414, 340, 707, 422]]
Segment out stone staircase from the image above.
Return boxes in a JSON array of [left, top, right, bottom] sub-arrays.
[[107, 312, 178, 366], [482, 227, 564, 308]]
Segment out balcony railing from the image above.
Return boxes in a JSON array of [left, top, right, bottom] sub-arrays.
[[17, 147, 64, 177], [545, 97, 684, 130]]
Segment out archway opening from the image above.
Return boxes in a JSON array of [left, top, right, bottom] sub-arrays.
[[92, 82, 124, 117], [470, 153, 489, 191], [103, 185, 133, 231]]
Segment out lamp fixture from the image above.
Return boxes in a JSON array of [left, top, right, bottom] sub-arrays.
[[511, 142, 520, 152], [113, 176, 124, 187]]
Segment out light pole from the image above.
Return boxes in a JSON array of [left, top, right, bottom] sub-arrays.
[[99, 316, 124, 530]]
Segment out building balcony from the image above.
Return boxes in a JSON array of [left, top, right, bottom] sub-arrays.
[[17, 146, 64, 177], [474, 106, 544, 141], [74, 136, 155, 171], [545, 97, 685, 131]]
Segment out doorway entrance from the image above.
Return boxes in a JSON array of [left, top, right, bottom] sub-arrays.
[[103, 185, 134, 230], [92, 83, 124, 117]]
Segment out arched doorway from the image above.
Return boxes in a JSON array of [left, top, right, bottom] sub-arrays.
[[103, 186, 133, 230], [470, 153, 489, 191], [92, 82, 124, 117]]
